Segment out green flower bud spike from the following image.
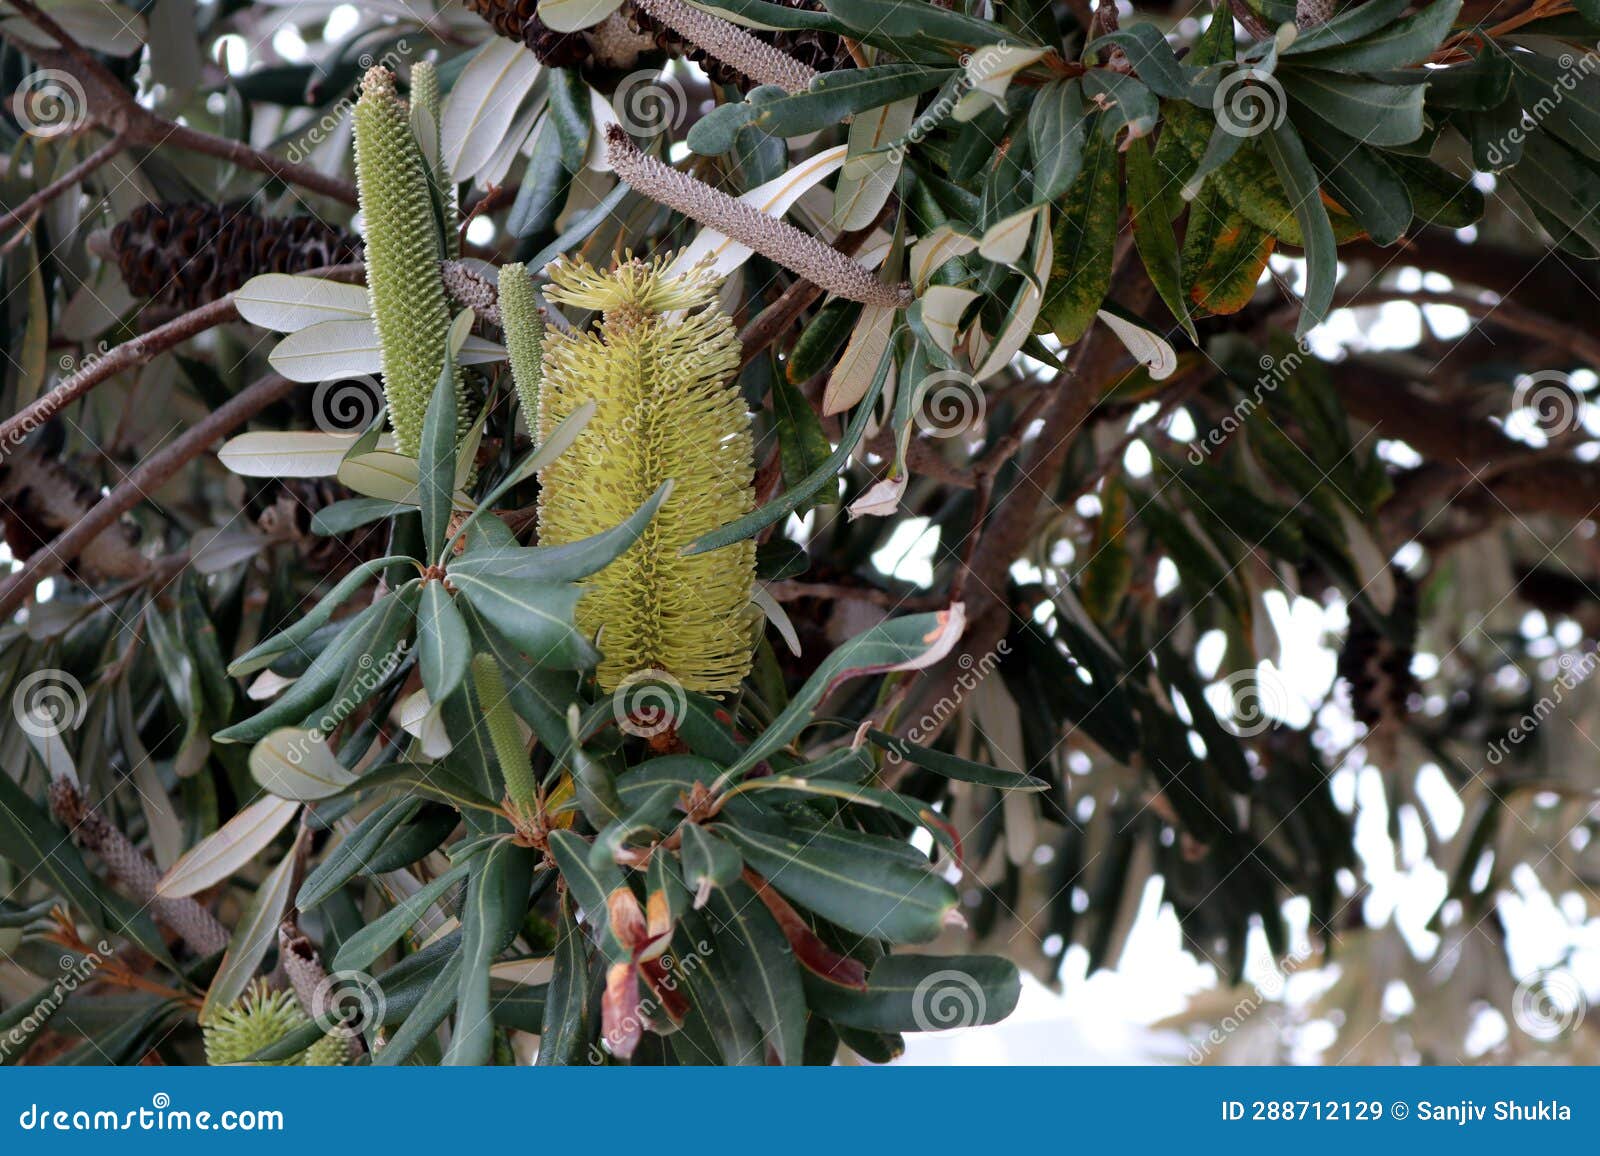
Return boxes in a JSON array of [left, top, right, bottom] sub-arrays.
[[498, 262, 544, 427], [409, 60, 460, 261], [471, 653, 539, 810], [353, 64, 463, 456], [539, 254, 758, 693]]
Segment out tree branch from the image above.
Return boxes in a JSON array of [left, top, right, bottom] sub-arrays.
[[0, 373, 301, 618]]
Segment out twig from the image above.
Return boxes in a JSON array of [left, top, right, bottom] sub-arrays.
[[0, 131, 126, 240], [0, 373, 301, 618], [0, 262, 363, 452], [1, 0, 357, 207]]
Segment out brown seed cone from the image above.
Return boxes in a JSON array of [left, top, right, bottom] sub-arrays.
[[465, 0, 593, 66], [110, 202, 362, 311], [49, 781, 231, 958], [1337, 570, 1420, 732], [0, 448, 146, 585]]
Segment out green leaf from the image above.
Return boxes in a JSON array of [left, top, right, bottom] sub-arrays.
[[538, 895, 597, 1065], [821, 0, 1022, 50], [727, 608, 964, 778], [771, 373, 833, 512], [1505, 131, 1600, 254], [298, 798, 422, 909], [546, 829, 628, 961], [1040, 118, 1119, 344], [329, 758, 502, 814], [442, 401, 595, 554], [1303, 132, 1411, 246], [450, 571, 596, 670], [417, 581, 470, 704], [373, 950, 463, 1065], [547, 67, 591, 172], [752, 65, 956, 138], [1388, 153, 1484, 229], [1028, 79, 1088, 201], [680, 823, 744, 903], [0, 773, 104, 925], [331, 858, 473, 973], [1087, 26, 1191, 99], [785, 297, 861, 383], [310, 500, 410, 537], [507, 117, 567, 237], [866, 729, 1048, 790], [1283, 0, 1409, 54], [1126, 134, 1195, 341], [687, 334, 893, 554], [1260, 122, 1336, 336], [1292, 0, 1460, 70], [702, 881, 805, 1065], [227, 556, 410, 677], [448, 481, 671, 584], [715, 825, 958, 944], [1280, 71, 1426, 147], [419, 345, 459, 563], [1082, 69, 1157, 140], [446, 840, 534, 1065], [805, 953, 1020, 1032]]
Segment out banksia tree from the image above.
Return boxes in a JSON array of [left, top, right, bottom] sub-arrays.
[[352, 65, 462, 456], [538, 255, 757, 692]]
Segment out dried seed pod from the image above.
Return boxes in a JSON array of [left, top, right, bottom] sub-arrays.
[[0, 448, 146, 585], [109, 202, 361, 311], [1338, 571, 1420, 732], [538, 254, 757, 692], [465, 0, 593, 66]]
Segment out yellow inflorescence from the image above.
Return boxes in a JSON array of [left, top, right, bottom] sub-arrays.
[[538, 255, 757, 693]]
